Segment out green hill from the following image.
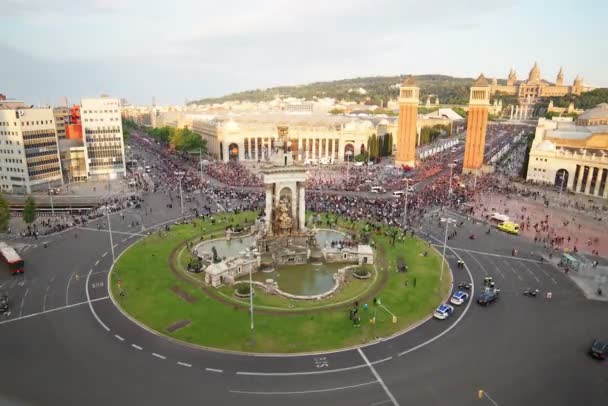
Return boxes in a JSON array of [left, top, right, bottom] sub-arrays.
[[190, 74, 477, 106]]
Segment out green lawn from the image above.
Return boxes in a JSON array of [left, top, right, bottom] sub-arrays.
[[111, 213, 452, 353]]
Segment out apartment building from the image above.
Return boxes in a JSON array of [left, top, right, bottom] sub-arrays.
[[80, 98, 126, 180]]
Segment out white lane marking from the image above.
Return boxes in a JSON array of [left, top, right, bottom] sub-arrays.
[[439, 246, 544, 263], [94, 260, 100, 267], [152, 353, 167, 360], [114, 334, 125, 341], [42, 286, 50, 312], [205, 368, 223, 373], [49, 275, 55, 283], [85, 268, 110, 332], [398, 235, 475, 357], [0, 296, 109, 326], [551, 277, 557, 284], [19, 288, 30, 318], [121, 238, 128, 243], [236, 356, 392, 376], [462, 251, 489, 277], [131, 344, 143, 350], [358, 348, 399, 406], [516, 274, 523, 281], [230, 380, 378, 395], [78, 226, 146, 237], [113, 244, 118, 249], [533, 275, 540, 283], [371, 400, 394, 406], [102, 252, 108, 258], [177, 361, 192, 367]]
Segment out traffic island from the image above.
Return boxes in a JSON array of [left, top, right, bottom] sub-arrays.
[[110, 212, 452, 353]]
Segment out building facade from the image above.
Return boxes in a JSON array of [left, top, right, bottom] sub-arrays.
[[527, 107, 608, 199], [80, 98, 126, 180], [53, 107, 69, 140], [0, 101, 63, 193], [490, 63, 588, 102], [192, 114, 375, 163]]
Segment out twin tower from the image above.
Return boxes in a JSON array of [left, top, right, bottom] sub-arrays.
[[395, 74, 491, 174]]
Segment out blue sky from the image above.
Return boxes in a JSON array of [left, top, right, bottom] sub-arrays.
[[1, 0, 606, 105]]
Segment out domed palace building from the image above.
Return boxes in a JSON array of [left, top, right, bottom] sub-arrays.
[[526, 103, 608, 199], [489, 63, 589, 102]]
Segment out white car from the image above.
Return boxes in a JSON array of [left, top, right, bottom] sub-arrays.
[[433, 304, 454, 320], [354, 161, 364, 167], [450, 291, 469, 306]]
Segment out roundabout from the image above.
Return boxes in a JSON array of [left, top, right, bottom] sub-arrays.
[[109, 212, 452, 353]]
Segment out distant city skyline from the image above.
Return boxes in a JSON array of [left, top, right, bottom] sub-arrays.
[[1, 0, 606, 105]]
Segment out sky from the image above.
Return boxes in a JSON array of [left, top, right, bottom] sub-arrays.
[[1, 0, 606, 105]]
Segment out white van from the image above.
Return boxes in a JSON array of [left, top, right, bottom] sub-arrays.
[[392, 190, 405, 197], [371, 186, 386, 193], [354, 161, 364, 167]]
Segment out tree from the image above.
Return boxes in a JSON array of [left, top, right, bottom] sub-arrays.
[[23, 196, 36, 225], [0, 193, 9, 232]]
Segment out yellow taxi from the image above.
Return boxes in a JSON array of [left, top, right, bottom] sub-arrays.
[[497, 221, 520, 235]]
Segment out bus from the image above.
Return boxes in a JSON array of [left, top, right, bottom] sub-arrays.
[[0, 242, 24, 274]]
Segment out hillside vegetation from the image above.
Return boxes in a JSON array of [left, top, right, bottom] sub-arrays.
[[191, 74, 476, 106]]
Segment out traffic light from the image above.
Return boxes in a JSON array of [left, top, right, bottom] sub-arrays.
[[478, 390, 484, 400]]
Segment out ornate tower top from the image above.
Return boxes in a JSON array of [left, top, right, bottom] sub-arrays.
[[399, 75, 419, 104], [402, 75, 416, 86], [556, 66, 564, 85], [469, 74, 490, 106], [528, 62, 541, 82], [507, 68, 517, 86]]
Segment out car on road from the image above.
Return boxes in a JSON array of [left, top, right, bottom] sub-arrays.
[[497, 221, 520, 235], [0, 294, 8, 314], [433, 304, 454, 320], [589, 339, 607, 360], [370, 186, 386, 193], [477, 289, 499, 306], [450, 291, 469, 306], [354, 161, 364, 167]]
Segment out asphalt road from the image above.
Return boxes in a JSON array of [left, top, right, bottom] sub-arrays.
[[1, 193, 606, 406]]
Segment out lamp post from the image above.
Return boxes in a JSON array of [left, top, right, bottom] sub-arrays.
[[249, 258, 255, 346], [402, 178, 409, 229], [107, 210, 116, 264], [179, 176, 184, 218], [440, 216, 456, 283], [447, 163, 456, 202]]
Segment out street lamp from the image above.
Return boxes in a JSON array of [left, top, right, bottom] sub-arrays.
[[401, 178, 409, 229], [440, 216, 456, 283], [447, 163, 456, 201], [107, 210, 116, 264], [179, 176, 184, 218]]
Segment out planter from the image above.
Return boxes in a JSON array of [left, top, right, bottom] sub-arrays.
[[353, 272, 371, 280], [234, 288, 255, 298]]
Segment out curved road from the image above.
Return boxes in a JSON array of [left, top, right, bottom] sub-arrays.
[[0, 195, 606, 406]]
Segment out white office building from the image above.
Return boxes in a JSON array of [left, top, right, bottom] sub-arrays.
[[80, 98, 126, 180], [0, 100, 63, 193]]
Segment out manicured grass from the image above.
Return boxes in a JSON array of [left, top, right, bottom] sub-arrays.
[[111, 213, 451, 353]]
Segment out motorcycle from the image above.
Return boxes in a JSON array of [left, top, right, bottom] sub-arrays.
[[458, 282, 472, 290], [523, 288, 539, 297], [469, 234, 476, 240]]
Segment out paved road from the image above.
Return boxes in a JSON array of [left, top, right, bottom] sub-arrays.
[[1, 196, 606, 405]]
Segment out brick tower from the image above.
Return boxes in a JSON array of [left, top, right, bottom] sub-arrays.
[[463, 74, 490, 174], [395, 75, 419, 168]]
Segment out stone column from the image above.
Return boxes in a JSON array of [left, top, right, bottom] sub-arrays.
[[265, 185, 273, 234], [603, 169, 608, 198], [585, 166, 597, 195], [290, 184, 297, 230], [335, 138, 339, 160], [298, 183, 306, 231], [298, 137, 302, 160]]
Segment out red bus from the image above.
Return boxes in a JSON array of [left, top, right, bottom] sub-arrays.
[[0, 242, 24, 274]]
